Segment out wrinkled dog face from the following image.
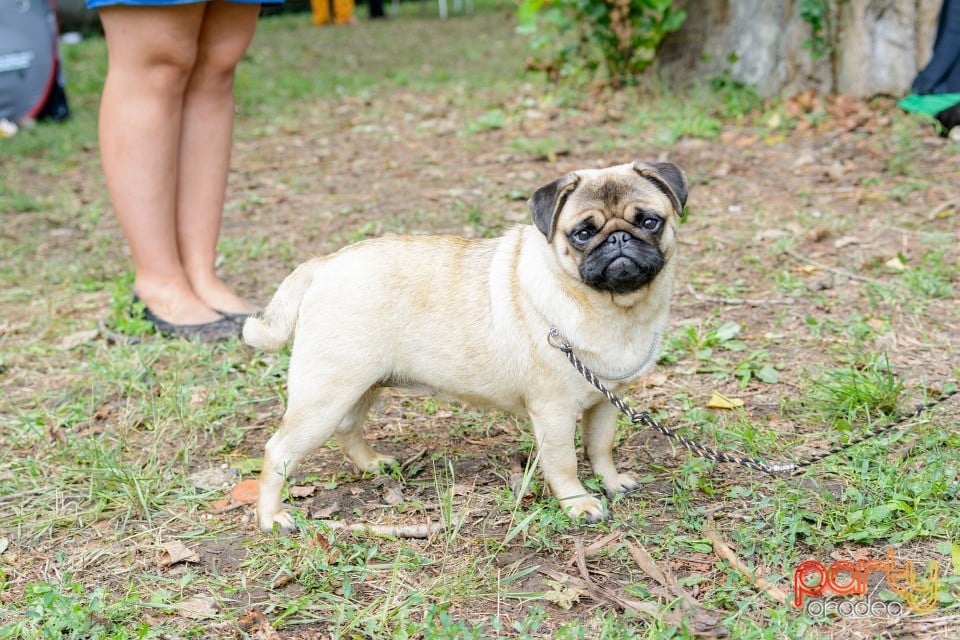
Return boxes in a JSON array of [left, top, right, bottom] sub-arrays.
[[530, 161, 688, 294]]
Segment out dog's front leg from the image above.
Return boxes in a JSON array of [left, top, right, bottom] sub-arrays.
[[582, 400, 640, 496], [527, 404, 607, 523]]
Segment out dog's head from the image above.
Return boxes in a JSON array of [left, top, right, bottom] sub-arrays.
[[529, 161, 688, 295]]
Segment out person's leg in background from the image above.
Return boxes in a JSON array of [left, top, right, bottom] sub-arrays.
[[176, 0, 262, 317], [97, 1, 259, 337], [98, 3, 222, 327]]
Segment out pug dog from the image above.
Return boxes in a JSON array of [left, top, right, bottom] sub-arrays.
[[244, 161, 688, 534]]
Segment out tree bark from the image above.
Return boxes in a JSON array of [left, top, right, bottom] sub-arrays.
[[659, 0, 942, 97]]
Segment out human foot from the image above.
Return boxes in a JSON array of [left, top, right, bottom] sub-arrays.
[[136, 297, 239, 342], [190, 277, 261, 317], [132, 281, 239, 342]]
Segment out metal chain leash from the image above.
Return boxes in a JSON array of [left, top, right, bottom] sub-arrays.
[[548, 328, 959, 475]]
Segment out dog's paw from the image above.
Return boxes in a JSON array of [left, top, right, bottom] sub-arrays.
[[358, 454, 399, 474], [602, 472, 641, 497], [258, 509, 299, 535], [564, 495, 609, 524]]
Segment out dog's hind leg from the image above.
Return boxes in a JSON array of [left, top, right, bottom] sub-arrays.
[[334, 387, 399, 473], [257, 380, 375, 534]]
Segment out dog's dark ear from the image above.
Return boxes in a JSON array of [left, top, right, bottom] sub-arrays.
[[633, 161, 689, 218], [529, 173, 580, 242]]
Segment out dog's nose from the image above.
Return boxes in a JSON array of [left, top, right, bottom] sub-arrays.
[[606, 231, 633, 247]]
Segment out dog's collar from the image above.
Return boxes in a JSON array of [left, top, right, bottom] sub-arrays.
[[548, 326, 663, 381]]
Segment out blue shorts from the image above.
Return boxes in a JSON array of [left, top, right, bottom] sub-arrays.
[[87, 0, 282, 8]]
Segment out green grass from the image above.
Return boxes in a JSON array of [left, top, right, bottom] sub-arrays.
[[2, 5, 959, 639]]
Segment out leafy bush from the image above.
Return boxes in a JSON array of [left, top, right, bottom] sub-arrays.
[[517, 0, 686, 86]]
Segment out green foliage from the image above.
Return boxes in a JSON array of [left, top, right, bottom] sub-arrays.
[[899, 249, 957, 299], [798, 0, 848, 60], [107, 275, 155, 337], [799, 355, 905, 431], [660, 321, 778, 387], [464, 109, 507, 133], [798, 0, 831, 59], [0, 578, 151, 640], [517, 0, 686, 86], [709, 71, 764, 119]]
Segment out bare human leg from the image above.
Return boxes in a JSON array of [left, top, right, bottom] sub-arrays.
[[98, 4, 224, 326], [176, 0, 262, 316]]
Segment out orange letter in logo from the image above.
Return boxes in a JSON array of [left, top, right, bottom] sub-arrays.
[[794, 559, 826, 607]]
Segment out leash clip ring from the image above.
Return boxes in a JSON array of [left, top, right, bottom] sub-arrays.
[[547, 326, 572, 352]]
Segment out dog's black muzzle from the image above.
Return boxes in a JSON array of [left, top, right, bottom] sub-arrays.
[[580, 231, 665, 294]]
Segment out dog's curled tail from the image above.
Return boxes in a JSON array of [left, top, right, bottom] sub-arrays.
[[243, 263, 314, 351]]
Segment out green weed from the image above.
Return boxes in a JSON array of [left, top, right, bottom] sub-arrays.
[[0, 575, 152, 640], [795, 354, 904, 431]]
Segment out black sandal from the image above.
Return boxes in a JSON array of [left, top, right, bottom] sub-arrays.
[[134, 296, 241, 343], [214, 310, 256, 325]]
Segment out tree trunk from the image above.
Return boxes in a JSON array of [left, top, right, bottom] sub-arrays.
[[659, 0, 942, 97]]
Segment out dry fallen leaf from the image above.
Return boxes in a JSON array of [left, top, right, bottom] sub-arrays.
[[45, 423, 67, 444], [542, 578, 582, 610], [189, 388, 208, 408], [157, 540, 200, 568], [885, 255, 907, 271], [230, 479, 259, 504], [176, 595, 219, 620], [707, 392, 745, 410], [239, 608, 281, 640], [833, 235, 862, 249], [208, 497, 232, 510], [382, 484, 406, 505], [928, 202, 956, 220], [637, 371, 668, 387], [57, 329, 99, 351], [290, 485, 316, 498], [310, 501, 340, 519]]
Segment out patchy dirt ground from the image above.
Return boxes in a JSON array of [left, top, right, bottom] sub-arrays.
[[220, 88, 960, 637], [2, 30, 959, 638]]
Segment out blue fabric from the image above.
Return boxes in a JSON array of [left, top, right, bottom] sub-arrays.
[[87, 0, 282, 8], [912, 0, 960, 95]]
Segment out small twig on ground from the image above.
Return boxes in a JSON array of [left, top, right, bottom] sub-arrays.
[[888, 614, 960, 634], [566, 531, 622, 567], [209, 501, 247, 515], [783, 248, 882, 285], [685, 284, 793, 307], [401, 448, 428, 470], [573, 538, 591, 584], [317, 520, 443, 538], [927, 201, 958, 221], [625, 540, 701, 610], [583, 531, 622, 559], [538, 566, 660, 616], [540, 559, 725, 638], [0, 486, 54, 504], [97, 320, 141, 345], [702, 518, 789, 604]]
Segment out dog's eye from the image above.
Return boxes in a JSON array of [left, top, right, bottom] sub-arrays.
[[573, 228, 595, 243], [640, 215, 663, 232]]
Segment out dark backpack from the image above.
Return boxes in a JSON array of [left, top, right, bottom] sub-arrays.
[[0, 0, 70, 122]]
